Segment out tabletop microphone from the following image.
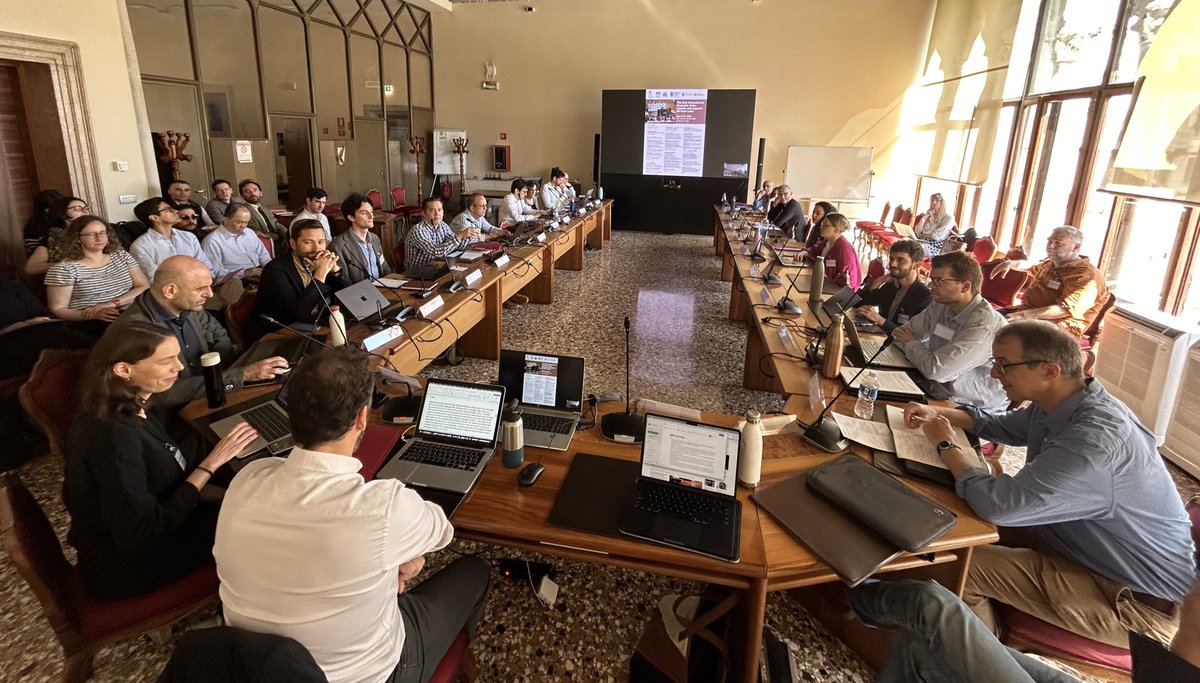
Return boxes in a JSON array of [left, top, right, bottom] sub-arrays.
[[801, 335, 900, 452], [600, 316, 645, 444]]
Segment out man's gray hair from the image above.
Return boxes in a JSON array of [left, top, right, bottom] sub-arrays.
[[994, 320, 1084, 382], [1051, 225, 1084, 248]]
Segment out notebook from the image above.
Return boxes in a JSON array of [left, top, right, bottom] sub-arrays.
[[497, 349, 585, 451], [619, 413, 742, 562], [374, 378, 506, 494]]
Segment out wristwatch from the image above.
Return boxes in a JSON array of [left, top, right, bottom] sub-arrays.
[[935, 440, 959, 455]]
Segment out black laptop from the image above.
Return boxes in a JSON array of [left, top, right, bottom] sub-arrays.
[[619, 413, 742, 562]]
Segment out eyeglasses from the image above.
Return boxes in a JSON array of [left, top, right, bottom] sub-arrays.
[[178, 214, 197, 221], [928, 277, 965, 286], [472, 204, 487, 209], [67, 204, 89, 212], [154, 206, 178, 215], [79, 230, 108, 239], [985, 358, 1046, 375]]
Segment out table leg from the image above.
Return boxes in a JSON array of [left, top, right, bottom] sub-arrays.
[[586, 215, 603, 250], [736, 578, 768, 683], [560, 227, 584, 270], [520, 252, 554, 304], [743, 325, 775, 392], [459, 280, 501, 360]]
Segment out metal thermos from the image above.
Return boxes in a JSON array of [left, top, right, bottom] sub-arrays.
[[501, 409, 524, 468], [201, 352, 226, 409], [809, 258, 826, 302]]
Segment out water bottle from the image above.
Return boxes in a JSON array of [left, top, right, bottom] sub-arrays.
[[501, 408, 524, 468], [738, 409, 763, 489], [855, 370, 880, 419], [201, 352, 226, 409], [329, 305, 347, 347], [809, 258, 826, 302], [822, 313, 845, 379]]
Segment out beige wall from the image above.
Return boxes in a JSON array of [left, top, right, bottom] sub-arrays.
[[433, 0, 936, 208], [0, 0, 155, 221]]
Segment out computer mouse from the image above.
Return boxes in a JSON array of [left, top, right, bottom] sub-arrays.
[[518, 463, 545, 487]]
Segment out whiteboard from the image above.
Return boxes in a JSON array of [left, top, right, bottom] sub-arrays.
[[432, 128, 467, 175], [784, 146, 873, 201]]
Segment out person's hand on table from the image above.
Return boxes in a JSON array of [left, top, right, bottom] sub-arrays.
[[243, 356, 290, 382], [902, 402, 939, 429], [397, 555, 426, 594], [457, 227, 480, 240], [890, 325, 915, 344], [855, 306, 885, 326], [921, 415, 957, 448], [204, 421, 259, 470]]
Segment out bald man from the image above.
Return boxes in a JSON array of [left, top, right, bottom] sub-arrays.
[[111, 255, 288, 408]]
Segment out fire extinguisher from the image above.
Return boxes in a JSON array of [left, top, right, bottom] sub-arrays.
[[440, 180, 452, 201]]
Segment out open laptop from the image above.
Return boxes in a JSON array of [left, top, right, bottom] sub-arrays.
[[619, 413, 742, 562], [843, 313, 915, 368], [374, 378, 506, 494], [210, 355, 304, 458], [809, 285, 862, 327], [334, 278, 395, 322], [892, 222, 917, 238], [497, 349, 585, 450]]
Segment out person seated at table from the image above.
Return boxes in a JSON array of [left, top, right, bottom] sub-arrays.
[[848, 578, 1200, 682], [500, 179, 540, 226], [129, 197, 215, 280], [166, 179, 215, 228], [238, 178, 288, 243], [405, 197, 482, 272], [214, 346, 490, 683], [798, 200, 837, 247], [45, 216, 149, 329], [563, 171, 578, 199], [204, 178, 242, 225], [329, 193, 393, 285], [891, 251, 1006, 409], [451, 192, 504, 237], [255, 219, 350, 330], [24, 194, 90, 277], [293, 186, 332, 241], [202, 204, 272, 281], [542, 168, 572, 214], [752, 180, 775, 211], [800, 213, 862, 289], [855, 239, 932, 333], [524, 179, 542, 212], [22, 188, 63, 258], [64, 321, 259, 601], [903, 319, 1196, 648], [113, 255, 288, 408], [0, 277, 94, 380], [913, 192, 957, 256], [990, 225, 1108, 337], [766, 184, 806, 238]]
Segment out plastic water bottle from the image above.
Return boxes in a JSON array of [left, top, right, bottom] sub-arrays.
[[854, 370, 880, 419], [738, 409, 763, 489], [329, 305, 347, 347]]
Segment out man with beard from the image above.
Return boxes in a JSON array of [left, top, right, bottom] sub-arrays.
[[854, 239, 933, 333], [991, 225, 1109, 337], [238, 178, 288, 243], [255, 219, 350, 331]]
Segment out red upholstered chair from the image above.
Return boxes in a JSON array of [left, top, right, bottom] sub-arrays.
[[223, 289, 260, 354], [0, 472, 220, 683], [366, 188, 384, 211], [428, 628, 476, 683], [979, 260, 1029, 309], [1006, 246, 1028, 261], [257, 234, 275, 259], [865, 258, 886, 285], [1079, 292, 1117, 377], [972, 236, 999, 263], [391, 186, 425, 225], [19, 349, 89, 459]]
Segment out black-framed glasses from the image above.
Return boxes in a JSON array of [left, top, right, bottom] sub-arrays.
[[986, 358, 1046, 375], [928, 276, 965, 286], [153, 206, 178, 215]]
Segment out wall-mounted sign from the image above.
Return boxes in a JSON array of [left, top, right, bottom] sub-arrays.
[[235, 140, 253, 163]]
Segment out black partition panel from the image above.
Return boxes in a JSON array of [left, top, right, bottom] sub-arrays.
[[601, 89, 755, 235]]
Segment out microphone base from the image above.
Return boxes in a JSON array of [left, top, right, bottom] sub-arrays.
[[764, 274, 782, 286], [776, 298, 802, 315], [750, 254, 767, 262], [802, 417, 849, 453], [600, 411, 646, 444]]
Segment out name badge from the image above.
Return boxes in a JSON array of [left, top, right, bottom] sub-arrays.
[[1048, 279, 1061, 290], [363, 325, 404, 352], [464, 269, 482, 286], [493, 253, 511, 268], [418, 295, 445, 318], [760, 287, 772, 303], [934, 323, 955, 340]]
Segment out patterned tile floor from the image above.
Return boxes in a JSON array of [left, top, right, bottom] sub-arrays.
[[2, 231, 1189, 681]]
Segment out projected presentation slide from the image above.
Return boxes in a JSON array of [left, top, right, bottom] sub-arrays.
[[643, 88, 708, 177]]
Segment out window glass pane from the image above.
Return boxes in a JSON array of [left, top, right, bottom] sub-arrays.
[[975, 106, 1016, 236], [311, 22, 350, 140], [1026, 98, 1091, 252], [260, 6, 312, 113], [383, 43, 409, 111], [194, 0, 265, 138], [410, 50, 432, 109], [1030, 0, 1122, 93], [1002, 0, 1041, 98], [128, 0, 194, 80], [999, 105, 1037, 241], [1107, 198, 1186, 311], [1112, 0, 1182, 83], [1078, 94, 1132, 260], [350, 34, 382, 118], [1177, 223, 1200, 322]]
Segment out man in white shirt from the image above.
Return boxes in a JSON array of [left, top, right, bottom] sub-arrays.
[[201, 204, 272, 280], [541, 168, 572, 215], [449, 192, 503, 236], [129, 197, 215, 280], [293, 187, 333, 241], [499, 178, 541, 226], [215, 347, 490, 683]]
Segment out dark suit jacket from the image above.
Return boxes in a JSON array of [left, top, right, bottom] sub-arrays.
[[768, 199, 806, 236], [858, 279, 933, 333], [254, 254, 351, 333], [328, 229, 393, 284], [244, 203, 287, 240]]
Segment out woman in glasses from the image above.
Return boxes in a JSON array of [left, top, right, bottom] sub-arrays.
[[44, 215, 149, 327], [23, 195, 91, 277]]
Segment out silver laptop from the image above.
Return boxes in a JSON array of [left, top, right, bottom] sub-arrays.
[[335, 279, 393, 321], [210, 356, 303, 458], [497, 349, 585, 451], [843, 313, 915, 368], [375, 378, 506, 494]]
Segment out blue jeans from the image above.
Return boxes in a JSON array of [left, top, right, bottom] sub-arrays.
[[848, 579, 1081, 683]]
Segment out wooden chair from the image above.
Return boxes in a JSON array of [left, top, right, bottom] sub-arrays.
[[1080, 292, 1118, 377], [366, 188, 383, 211], [223, 289, 260, 354], [18, 349, 89, 459], [0, 471, 220, 682]]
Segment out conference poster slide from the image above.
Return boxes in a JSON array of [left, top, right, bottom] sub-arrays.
[[643, 89, 708, 177]]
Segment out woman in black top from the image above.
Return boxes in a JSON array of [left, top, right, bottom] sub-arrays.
[[800, 201, 837, 248], [21, 188, 63, 257], [64, 322, 258, 601]]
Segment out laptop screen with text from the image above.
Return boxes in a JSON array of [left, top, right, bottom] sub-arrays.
[[640, 414, 740, 495], [498, 349, 585, 411], [416, 380, 505, 446]]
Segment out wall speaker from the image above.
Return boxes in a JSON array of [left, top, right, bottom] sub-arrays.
[[593, 133, 601, 183], [493, 145, 511, 172]]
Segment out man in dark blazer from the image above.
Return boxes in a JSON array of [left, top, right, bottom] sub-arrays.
[[855, 239, 933, 333], [328, 193, 392, 285], [766, 184, 807, 238], [255, 219, 350, 334]]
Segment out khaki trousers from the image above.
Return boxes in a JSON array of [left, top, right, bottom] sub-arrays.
[[964, 540, 1179, 649]]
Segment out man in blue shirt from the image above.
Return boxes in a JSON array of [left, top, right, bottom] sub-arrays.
[[903, 320, 1195, 648]]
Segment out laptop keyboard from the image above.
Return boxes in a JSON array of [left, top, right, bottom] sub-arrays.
[[523, 413, 575, 435], [242, 404, 290, 442], [635, 482, 734, 528], [400, 441, 486, 471]]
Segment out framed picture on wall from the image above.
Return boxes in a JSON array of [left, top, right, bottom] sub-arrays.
[[204, 91, 231, 137]]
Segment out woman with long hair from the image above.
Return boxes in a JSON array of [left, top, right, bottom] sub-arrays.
[[800, 201, 838, 247], [64, 322, 258, 600], [914, 192, 957, 256], [802, 212, 862, 289], [44, 215, 149, 324], [23, 195, 90, 276]]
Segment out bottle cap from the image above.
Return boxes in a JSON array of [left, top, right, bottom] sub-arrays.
[[330, 305, 340, 312], [200, 352, 221, 367], [745, 409, 761, 422]]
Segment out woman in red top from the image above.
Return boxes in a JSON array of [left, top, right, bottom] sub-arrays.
[[803, 212, 862, 289]]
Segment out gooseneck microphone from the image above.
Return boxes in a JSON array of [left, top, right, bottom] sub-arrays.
[[600, 316, 646, 444], [801, 335, 899, 452]]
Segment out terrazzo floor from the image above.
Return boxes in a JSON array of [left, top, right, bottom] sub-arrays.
[[2, 230, 1193, 681]]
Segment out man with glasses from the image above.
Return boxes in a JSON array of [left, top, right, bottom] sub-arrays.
[[901, 320, 1195, 651], [766, 184, 806, 239], [891, 251, 1007, 410], [202, 204, 272, 281], [173, 204, 206, 241], [450, 193, 526, 308], [129, 197, 215, 281]]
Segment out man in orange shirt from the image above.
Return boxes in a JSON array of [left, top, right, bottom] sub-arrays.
[[991, 225, 1108, 337]]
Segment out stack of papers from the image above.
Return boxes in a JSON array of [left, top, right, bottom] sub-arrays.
[[838, 368, 923, 397], [829, 406, 974, 472]]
